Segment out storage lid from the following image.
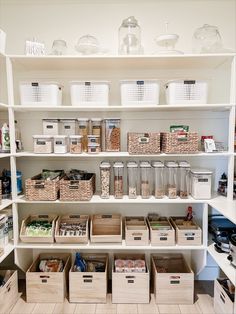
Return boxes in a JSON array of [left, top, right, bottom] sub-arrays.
[[152, 161, 164, 168], [77, 118, 89, 122], [21, 81, 63, 88], [190, 168, 213, 175], [91, 118, 103, 122], [165, 79, 207, 87], [100, 162, 111, 168], [113, 162, 124, 168], [165, 161, 178, 168], [70, 81, 110, 85], [87, 135, 100, 138], [69, 135, 83, 139], [178, 161, 190, 168], [104, 118, 121, 121], [60, 119, 77, 122], [88, 143, 100, 147], [42, 119, 59, 122], [54, 135, 68, 139], [127, 161, 138, 168], [33, 135, 53, 139], [140, 161, 151, 168]]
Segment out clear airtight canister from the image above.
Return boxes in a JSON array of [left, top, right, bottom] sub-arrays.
[[140, 161, 151, 199], [127, 161, 138, 199], [100, 162, 111, 199], [78, 118, 89, 152], [166, 161, 178, 199], [113, 162, 124, 199], [178, 161, 190, 199], [91, 118, 102, 144], [152, 161, 165, 199]]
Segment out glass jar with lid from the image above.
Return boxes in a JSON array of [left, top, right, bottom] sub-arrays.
[[100, 161, 111, 199], [78, 118, 89, 152], [165, 161, 178, 199], [127, 161, 138, 199], [140, 161, 151, 199], [152, 161, 165, 199], [118, 16, 143, 55], [192, 24, 222, 53], [178, 161, 190, 199], [113, 162, 124, 199], [52, 39, 67, 55]]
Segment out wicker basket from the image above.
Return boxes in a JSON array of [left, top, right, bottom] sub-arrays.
[[161, 132, 198, 154], [60, 173, 95, 201], [25, 173, 63, 201], [128, 132, 161, 155]]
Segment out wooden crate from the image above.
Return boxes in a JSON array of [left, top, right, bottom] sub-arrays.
[[90, 214, 122, 243], [214, 279, 234, 314], [59, 173, 95, 201], [112, 253, 150, 304], [26, 253, 71, 303], [125, 216, 149, 246], [152, 253, 194, 304], [0, 270, 18, 313], [147, 217, 175, 246], [55, 214, 89, 244], [170, 216, 202, 246], [69, 253, 108, 303], [20, 214, 57, 243]]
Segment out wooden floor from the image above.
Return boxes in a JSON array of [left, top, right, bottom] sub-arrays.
[[10, 282, 215, 314]]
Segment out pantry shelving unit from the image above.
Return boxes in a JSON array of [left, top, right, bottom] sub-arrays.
[[0, 53, 236, 298]]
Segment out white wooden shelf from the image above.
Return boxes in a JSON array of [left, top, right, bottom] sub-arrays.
[[208, 197, 236, 224], [9, 54, 235, 71], [0, 199, 13, 211], [0, 103, 9, 111], [208, 243, 236, 284], [10, 103, 234, 112], [0, 153, 11, 158], [16, 240, 206, 251], [0, 243, 14, 264]]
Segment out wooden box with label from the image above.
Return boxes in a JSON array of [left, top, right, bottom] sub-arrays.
[[125, 216, 149, 246]]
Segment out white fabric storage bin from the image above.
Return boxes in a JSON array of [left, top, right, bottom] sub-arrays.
[[33, 135, 53, 154], [54, 135, 68, 154], [60, 119, 78, 136], [165, 80, 208, 105], [42, 119, 60, 135], [70, 81, 110, 106], [20, 81, 62, 106], [121, 80, 160, 106]]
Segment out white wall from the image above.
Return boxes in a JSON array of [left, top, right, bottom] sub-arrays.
[[0, 0, 235, 54]]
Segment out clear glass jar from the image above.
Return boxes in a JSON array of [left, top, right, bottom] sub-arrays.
[[178, 161, 190, 199], [100, 162, 111, 199], [104, 119, 121, 152], [119, 16, 142, 55], [69, 135, 82, 154], [192, 24, 222, 53], [52, 39, 67, 55], [140, 161, 151, 199], [127, 161, 138, 199], [165, 161, 178, 199], [152, 161, 165, 199], [78, 118, 89, 152], [113, 162, 124, 199]]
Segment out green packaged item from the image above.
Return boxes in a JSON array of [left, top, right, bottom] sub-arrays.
[[170, 125, 189, 133]]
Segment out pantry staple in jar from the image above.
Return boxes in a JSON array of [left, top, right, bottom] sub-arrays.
[[87, 143, 101, 154], [152, 161, 165, 198], [178, 161, 190, 199], [104, 119, 121, 152], [140, 161, 152, 199], [78, 118, 89, 152], [100, 162, 111, 199], [166, 161, 178, 199], [33, 135, 53, 154], [127, 161, 138, 198], [91, 118, 102, 143], [53, 135, 68, 154], [87, 134, 100, 145], [69, 135, 82, 154], [113, 162, 124, 198]]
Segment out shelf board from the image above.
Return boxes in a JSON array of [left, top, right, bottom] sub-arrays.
[[0, 243, 14, 263], [15, 194, 214, 204], [16, 240, 206, 250], [11, 103, 233, 112], [9, 54, 235, 71], [208, 243, 236, 284], [0, 103, 9, 111], [0, 153, 11, 158], [14, 151, 231, 158], [208, 196, 236, 224], [0, 199, 13, 211]]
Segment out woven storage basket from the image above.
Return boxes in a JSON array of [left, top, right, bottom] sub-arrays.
[[60, 173, 95, 201], [128, 132, 161, 154], [161, 132, 198, 154], [25, 173, 63, 201]]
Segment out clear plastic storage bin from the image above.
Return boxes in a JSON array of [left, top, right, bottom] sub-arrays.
[[70, 81, 110, 106], [87, 143, 100, 154], [20, 82, 62, 106], [60, 119, 78, 136], [190, 169, 213, 199], [78, 118, 89, 152], [54, 135, 68, 154], [104, 119, 121, 152], [113, 162, 124, 199], [100, 162, 111, 199], [121, 80, 160, 106], [42, 119, 60, 136], [33, 135, 53, 154], [165, 80, 208, 105], [166, 161, 178, 199], [140, 161, 152, 199], [69, 135, 82, 154], [91, 118, 102, 143], [152, 161, 165, 199], [178, 161, 190, 199], [127, 161, 138, 199]]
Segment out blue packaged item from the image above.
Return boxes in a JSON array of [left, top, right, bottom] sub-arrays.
[[74, 252, 86, 272], [6, 170, 22, 194]]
